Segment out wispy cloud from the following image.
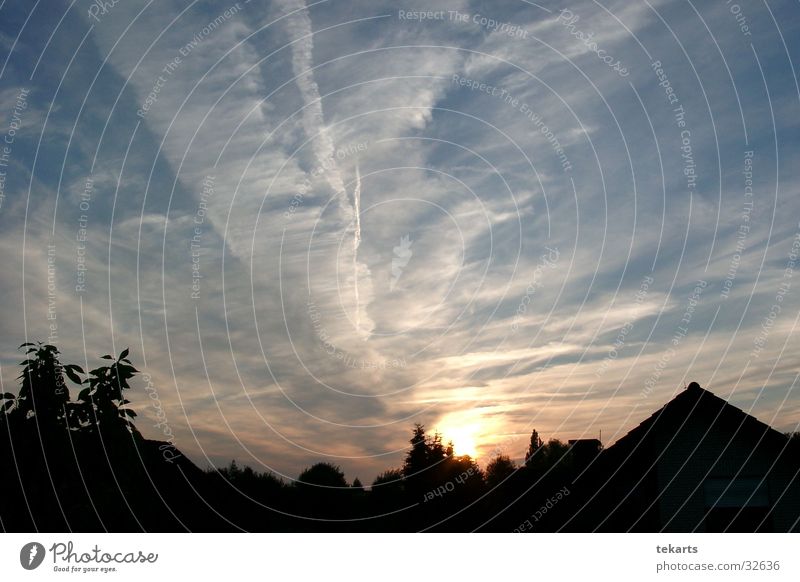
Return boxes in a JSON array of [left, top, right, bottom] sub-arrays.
[[1, 0, 799, 481]]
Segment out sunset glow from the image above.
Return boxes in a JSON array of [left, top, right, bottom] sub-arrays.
[[438, 411, 494, 459], [442, 424, 480, 458]]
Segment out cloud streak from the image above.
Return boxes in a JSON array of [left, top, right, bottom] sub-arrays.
[[1, 0, 799, 483]]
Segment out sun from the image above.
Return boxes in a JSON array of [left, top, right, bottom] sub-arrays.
[[441, 422, 481, 458], [438, 409, 500, 459]]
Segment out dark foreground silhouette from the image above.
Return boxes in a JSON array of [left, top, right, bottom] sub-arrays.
[[1, 343, 799, 532]]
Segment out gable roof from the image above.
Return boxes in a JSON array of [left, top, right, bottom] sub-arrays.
[[606, 382, 789, 460]]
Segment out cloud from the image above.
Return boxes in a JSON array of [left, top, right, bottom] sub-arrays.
[[1, 0, 799, 480]]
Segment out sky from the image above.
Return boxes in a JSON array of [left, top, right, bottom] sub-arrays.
[[1, 0, 799, 483]]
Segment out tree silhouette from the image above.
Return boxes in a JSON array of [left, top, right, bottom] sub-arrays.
[[402, 424, 450, 477], [486, 454, 517, 488], [369, 468, 406, 520], [441, 453, 484, 495], [214, 460, 285, 504], [524, 429, 543, 464], [2, 343, 144, 443], [0, 343, 205, 531], [14, 342, 77, 430], [402, 424, 451, 500], [75, 348, 140, 439], [524, 438, 571, 475], [403, 423, 427, 476], [297, 462, 348, 488], [372, 468, 404, 490], [294, 462, 351, 523]]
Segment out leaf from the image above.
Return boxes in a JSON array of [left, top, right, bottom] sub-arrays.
[[117, 365, 138, 380], [19, 342, 36, 347], [64, 364, 85, 374], [119, 348, 130, 360], [64, 368, 83, 385], [78, 388, 92, 401], [122, 409, 137, 417], [101, 355, 114, 360], [2, 393, 15, 400]]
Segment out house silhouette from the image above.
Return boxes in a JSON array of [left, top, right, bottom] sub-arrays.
[[573, 382, 800, 532]]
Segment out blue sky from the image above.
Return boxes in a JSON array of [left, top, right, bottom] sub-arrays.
[[1, 0, 799, 482]]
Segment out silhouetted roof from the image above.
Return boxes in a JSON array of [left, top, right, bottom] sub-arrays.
[[606, 382, 788, 459]]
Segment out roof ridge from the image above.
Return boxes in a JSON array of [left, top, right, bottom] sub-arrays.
[[608, 382, 787, 450]]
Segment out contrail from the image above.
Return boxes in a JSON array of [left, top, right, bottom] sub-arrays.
[[280, 0, 372, 336], [353, 163, 362, 329], [277, 0, 348, 206]]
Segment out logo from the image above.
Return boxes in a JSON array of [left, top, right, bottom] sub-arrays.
[[390, 234, 413, 291], [20, 542, 45, 570]]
